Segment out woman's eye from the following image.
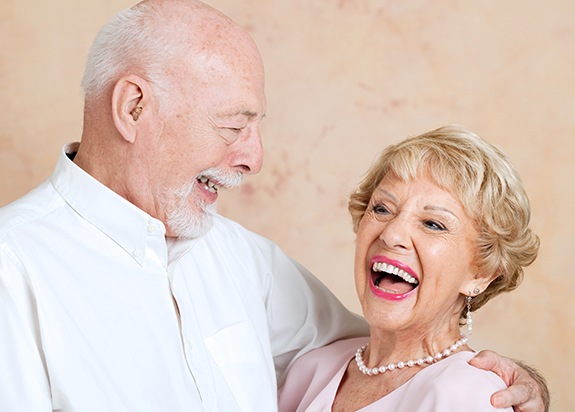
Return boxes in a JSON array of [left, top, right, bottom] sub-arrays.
[[424, 220, 446, 231], [372, 204, 390, 215]]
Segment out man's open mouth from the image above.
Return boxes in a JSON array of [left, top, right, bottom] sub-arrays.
[[197, 176, 221, 194]]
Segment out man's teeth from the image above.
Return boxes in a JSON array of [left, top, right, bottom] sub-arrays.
[[372, 262, 419, 285], [198, 177, 220, 193]]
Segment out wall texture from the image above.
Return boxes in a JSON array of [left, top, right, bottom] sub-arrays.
[[1, 0, 573, 409]]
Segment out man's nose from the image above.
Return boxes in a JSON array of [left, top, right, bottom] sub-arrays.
[[233, 125, 263, 174]]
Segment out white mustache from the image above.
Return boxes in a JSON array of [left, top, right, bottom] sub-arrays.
[[198, 167, 243, 189]]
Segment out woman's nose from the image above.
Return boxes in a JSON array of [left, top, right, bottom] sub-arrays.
[[378, 215, 411, 250]]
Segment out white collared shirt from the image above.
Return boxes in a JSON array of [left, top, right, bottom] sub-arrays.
[[0, 143, 367, 412]]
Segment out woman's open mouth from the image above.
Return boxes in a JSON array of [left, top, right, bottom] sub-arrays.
[[370, 261, 419, 299]]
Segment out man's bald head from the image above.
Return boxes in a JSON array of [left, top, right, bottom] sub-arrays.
[[82, 0, 261, 105]]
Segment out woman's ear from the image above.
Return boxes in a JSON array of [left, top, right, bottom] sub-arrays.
[[111, 75, 150, 143], [461, 270, 499, 296]]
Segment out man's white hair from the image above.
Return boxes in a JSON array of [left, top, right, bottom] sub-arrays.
[[81, 2, 189, 103]]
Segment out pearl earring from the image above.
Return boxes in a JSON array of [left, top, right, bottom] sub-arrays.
[[466, 295, 473, 336]]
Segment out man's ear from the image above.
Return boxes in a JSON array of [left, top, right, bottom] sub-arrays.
[[111, 75, 150, 143]]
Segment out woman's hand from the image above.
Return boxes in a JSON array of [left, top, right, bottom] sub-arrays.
[[469, 350, 549, 412]]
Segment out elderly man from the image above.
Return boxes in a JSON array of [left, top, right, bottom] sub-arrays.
[[0, 1, 547, 411]]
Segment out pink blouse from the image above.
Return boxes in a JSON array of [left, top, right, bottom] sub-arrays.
[[279, 337, 512, 412]]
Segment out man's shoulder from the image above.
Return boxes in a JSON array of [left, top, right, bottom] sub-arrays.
[[0, 180, 61, 239], [196, 215, 296, 278]]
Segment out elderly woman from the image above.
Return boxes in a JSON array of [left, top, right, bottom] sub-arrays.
[[278, 126, 540, 411]]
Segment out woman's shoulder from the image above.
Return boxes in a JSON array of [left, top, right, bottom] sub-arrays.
[[425, 351, 507, 385], [407, 351, 512, 411]]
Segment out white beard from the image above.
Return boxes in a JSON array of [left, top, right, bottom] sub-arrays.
[[166, 168, 243, 239], [167, 184, 216, 239]]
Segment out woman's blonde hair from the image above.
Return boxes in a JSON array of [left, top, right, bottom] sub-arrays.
[[348, 125, 539, 318]]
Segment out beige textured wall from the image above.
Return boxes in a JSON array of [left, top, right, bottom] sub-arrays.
[[1, 1, 573, 409]]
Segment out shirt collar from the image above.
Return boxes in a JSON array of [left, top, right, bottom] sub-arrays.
[[51, 143, 166, 265]]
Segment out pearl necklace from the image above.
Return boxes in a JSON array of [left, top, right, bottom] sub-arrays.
[[355, 336, 468, 376]]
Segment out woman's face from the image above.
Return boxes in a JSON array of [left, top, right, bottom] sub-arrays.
[[354, 171, 481, 337]]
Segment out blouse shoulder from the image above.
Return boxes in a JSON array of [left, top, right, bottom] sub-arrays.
[[408, 351, 512, 411]]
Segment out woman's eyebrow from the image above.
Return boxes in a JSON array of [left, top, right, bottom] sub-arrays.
[[424, 205, 460, 221]]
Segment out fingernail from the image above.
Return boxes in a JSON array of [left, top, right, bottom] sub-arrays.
[[492, 395, 503, 407]]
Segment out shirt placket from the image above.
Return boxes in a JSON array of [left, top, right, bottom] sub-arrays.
[[167, 241, 220, 412]]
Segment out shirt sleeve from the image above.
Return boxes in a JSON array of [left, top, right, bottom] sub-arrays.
[[261, 243, 369, 387], [0, 243, 52, 411]]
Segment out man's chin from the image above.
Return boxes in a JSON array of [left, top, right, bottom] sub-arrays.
[[173, 217, 214, 239], [167, 203, 216, 240]]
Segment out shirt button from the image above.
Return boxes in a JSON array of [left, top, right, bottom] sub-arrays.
[[184, 338, 193, 351], [133, 248, 143, 257], [147, 221, 164, 235]]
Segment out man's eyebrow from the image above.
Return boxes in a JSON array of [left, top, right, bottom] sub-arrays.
[[242, 110, 258, 118], [224, 110, 264, 119]]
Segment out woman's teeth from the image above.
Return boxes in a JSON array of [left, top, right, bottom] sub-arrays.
[[372, 261, 419, 285]]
